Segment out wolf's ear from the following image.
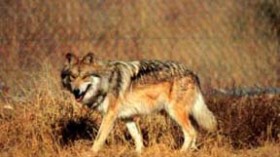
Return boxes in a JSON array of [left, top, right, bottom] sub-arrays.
[[82, 52, 95, 64], [65, 52, 77, 66]]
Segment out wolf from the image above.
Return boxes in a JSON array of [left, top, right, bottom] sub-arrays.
[[61, 52, 217, 153]]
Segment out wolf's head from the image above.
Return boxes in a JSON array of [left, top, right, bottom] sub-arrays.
[[61, 52, 104, 105]]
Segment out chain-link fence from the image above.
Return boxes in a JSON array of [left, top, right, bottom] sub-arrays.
[[0, 0, 279, 89]]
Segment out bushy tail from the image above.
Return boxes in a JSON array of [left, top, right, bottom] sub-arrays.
[[191, 91, 217, 132]]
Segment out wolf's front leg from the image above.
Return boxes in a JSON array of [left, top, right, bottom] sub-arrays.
[[91, 110, 116, 152], [125, 120, 144, 153]]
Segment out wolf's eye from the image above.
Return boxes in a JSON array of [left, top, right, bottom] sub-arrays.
[[82, 75, 90, 80], [69, 75, 77, 81]]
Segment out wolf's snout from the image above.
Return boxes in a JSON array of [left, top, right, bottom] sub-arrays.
[[73, 88, 81, 99]]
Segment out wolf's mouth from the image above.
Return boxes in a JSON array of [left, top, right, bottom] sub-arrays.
[[75, 84, 92, 102]]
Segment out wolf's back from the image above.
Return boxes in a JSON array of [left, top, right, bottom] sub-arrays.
[[130, 60, 200, 85]]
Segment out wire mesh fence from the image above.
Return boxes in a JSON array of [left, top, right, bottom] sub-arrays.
[[0, 0, 279, 89]]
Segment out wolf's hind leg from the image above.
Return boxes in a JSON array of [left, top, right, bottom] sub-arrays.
[[167, 106, 197, 151]]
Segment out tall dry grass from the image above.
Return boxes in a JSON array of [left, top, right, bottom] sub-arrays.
[[0, 0, 279, 156], [0, 67, 279, 156]]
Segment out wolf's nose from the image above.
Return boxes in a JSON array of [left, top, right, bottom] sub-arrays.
[[73, 88, 80, 98]]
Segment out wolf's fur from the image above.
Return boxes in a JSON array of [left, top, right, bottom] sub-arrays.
[[61, 52, 217, 153]]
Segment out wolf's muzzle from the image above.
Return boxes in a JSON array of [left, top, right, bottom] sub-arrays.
[[72, 84, 92, 102], [73, 88, 81, 99]]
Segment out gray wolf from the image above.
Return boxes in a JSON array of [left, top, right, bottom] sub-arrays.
[[61, 52, 217, 153]]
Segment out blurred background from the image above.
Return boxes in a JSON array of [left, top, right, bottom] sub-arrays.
[[0, 2, 280, 156], [0, 0, 279, 95]]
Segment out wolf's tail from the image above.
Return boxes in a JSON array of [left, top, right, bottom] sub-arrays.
[[191, 90, 217, 132]]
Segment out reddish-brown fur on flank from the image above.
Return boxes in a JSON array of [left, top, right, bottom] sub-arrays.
[[126, 77, 197, 113]]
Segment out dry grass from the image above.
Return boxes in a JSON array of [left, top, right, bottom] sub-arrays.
[[0, 60, 279, 157], [0, 81, 279, 157], [0, 0, 280, 156]]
